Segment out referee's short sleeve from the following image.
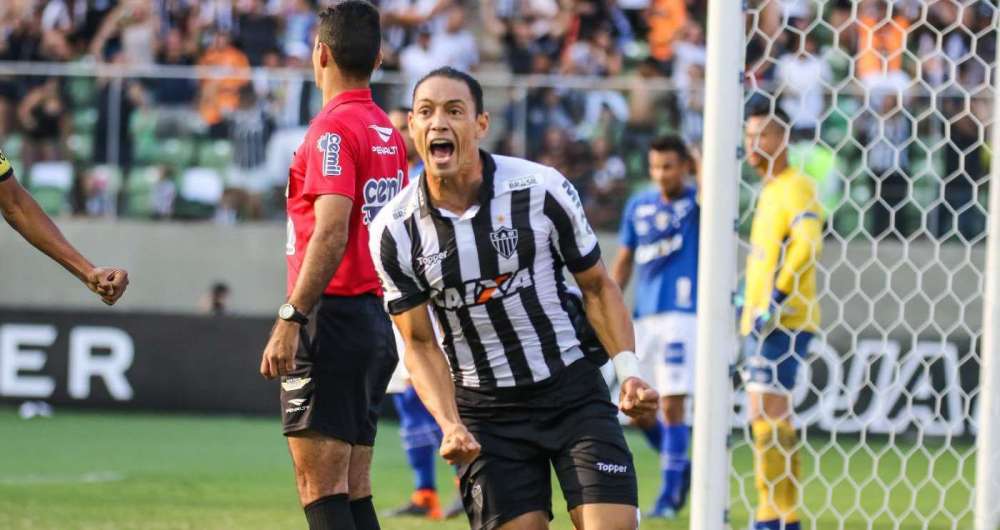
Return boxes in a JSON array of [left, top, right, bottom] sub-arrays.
[[369, 219, 430, 315], [542, 169, 601, 273]]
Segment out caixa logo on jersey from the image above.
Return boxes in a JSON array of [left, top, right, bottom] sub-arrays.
[[432, 268, 533, 309], [362, 170, 405, 225]]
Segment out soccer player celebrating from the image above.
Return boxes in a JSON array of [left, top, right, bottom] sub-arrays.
[[610, 135, 699, 518], [0, 147, 128, 305], [370, 67, 658, 530], [258, 3, 408, 529], [741, 105, 823, 530]]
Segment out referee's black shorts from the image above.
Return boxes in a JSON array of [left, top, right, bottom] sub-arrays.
[[455, 358, 638, 530], [279, 294, 398, 446]]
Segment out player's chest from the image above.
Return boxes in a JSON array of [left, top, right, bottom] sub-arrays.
[[633, 201, 695, 243], [414, 207, 552, 309]]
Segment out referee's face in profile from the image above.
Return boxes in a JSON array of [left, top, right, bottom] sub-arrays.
[[410, 76, 489, 181]]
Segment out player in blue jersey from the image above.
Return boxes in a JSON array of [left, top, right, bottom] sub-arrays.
[[611, 135, 700, 519]]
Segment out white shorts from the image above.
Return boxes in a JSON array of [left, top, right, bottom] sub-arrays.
[[636, 312, 698, 396]]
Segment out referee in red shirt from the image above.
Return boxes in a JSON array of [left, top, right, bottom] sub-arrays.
[[258, 3, 408, 529]]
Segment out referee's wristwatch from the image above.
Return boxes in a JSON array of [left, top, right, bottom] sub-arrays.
[[278, 303, 309, 325]]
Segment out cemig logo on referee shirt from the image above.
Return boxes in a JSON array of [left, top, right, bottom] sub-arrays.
[[432, 268, 534, 309], [316, 132, 342, 176], [362, 170, 405, 225]]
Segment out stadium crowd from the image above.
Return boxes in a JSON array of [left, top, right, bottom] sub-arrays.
[[0, 0, 994, 239]]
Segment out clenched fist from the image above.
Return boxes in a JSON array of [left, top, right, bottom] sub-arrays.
[[619, 376, 659, 418]]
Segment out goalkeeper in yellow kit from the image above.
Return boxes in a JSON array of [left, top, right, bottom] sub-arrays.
[[740, 105, 822, 530]]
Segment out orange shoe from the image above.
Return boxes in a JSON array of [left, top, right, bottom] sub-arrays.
[[386, 488, 442, 520]]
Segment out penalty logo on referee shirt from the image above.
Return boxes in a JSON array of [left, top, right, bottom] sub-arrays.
[[489, 227, 519, 259], [316, 132, 342, 176]]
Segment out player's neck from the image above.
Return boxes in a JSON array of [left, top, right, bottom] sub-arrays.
[[762, 156, 789, 183], [426, 158, 484, 215], [319, 71, 369, 106]]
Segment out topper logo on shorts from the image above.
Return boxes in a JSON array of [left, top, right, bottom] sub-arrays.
[[362, 170, 405, 225], [596, 462, 629, 475], [316, 132, 342, 176], [432, 268, 533, 309]]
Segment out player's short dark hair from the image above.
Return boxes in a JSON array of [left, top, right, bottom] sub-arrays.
[[745, 99, 791, 129], [391, 106, 411, 114], [413, 67, 485, 115], [316, 0, 381, 81], [649, 135, 690, 161]]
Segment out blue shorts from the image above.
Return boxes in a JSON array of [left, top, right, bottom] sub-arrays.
[[741, 329, 813, 393]]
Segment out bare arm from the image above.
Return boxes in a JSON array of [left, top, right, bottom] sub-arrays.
[[260, 194, 352, 379], [285, 194, 352, 314], [0, 177, 127, 304], [393, 304, 480, 464], [573, 260, 635, 356], [609, 246, 634, 291]]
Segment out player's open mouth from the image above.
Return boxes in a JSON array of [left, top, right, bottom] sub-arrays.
[[429, 139, 455, 164]]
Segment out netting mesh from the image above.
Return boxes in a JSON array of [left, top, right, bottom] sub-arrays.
[[731, 1, 997, 529]]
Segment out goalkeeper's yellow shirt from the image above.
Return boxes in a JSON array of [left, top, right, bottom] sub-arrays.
[[740, 165, 823, 335]]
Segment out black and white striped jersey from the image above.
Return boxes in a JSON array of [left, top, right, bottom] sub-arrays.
[[369, 151, 602, 389]]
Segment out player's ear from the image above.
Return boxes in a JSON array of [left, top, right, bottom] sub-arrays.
[[374, 50, 383, 72], [475, 111, 490, 140]]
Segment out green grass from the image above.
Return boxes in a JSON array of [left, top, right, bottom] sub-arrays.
[[0, 408, 974, 529]]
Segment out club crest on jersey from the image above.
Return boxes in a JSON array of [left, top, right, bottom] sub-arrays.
[[432, 268, 533, 309], [489, 227, 519, 259], [316, 132, 342, 176]]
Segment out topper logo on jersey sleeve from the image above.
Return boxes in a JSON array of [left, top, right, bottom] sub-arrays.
[[432, 268, 533, 309], [316, 132, 342, 176], [362, 170, 405, 225]]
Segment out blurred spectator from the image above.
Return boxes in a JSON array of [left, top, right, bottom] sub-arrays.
[[235, 0, 279, 66], [399, 26, 444, 104], [678, 63, 704, 145], [152, 166, 177, 220], [90, 0, 160, 65], [937, 89, 987, 241], [83, 165, 118, 217], [562, 24, 622, 76], [197, 30, 250, 137], [430, 5, 479, 73], [671, 20, 706, 92], [282, 0, 317, 56], [17, 78, 69, 170], [618, 0, 649, 41], [151, 27, 199, 136], [646, 0, 688, 70], [483, 0, 565, 74], [857, 93, 912, 239], [586, 135, 628, 229], [200, 281, 231, 315], [775, 31, 831, 139], [856, 0, 911, 96], [526, 91, 574, 158], [94, 54, 145, 171], [225, 85, 274, 219], [625, 58, 665, 148], [536, 126, 570, 171]]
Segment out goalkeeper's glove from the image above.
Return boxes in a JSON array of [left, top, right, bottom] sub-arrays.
[[751, 288, 788, 338]]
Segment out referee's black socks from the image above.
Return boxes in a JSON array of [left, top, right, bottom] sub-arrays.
[[350, 496, 380, 530], [304, 494, 355, 530]]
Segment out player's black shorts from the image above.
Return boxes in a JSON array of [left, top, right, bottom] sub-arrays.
[[455, 358, 638, 530], [279, 294, 398, 446]]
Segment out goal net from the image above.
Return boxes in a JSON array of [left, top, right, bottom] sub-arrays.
[[725, 1, 998, 529]]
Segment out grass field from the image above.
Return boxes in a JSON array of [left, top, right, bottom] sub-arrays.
[[0, 407, 974, 529]]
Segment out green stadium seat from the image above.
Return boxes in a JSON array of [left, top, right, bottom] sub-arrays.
[[154, 138, 197, 168], [67, 133, 94, 162], [124, 166, 162, 218], [72, 108, 98, 133], [197, 140, 233, 170], [2, 134, 22, 159], [29, 187, 68, 216], [67, 78, 96, 107]]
